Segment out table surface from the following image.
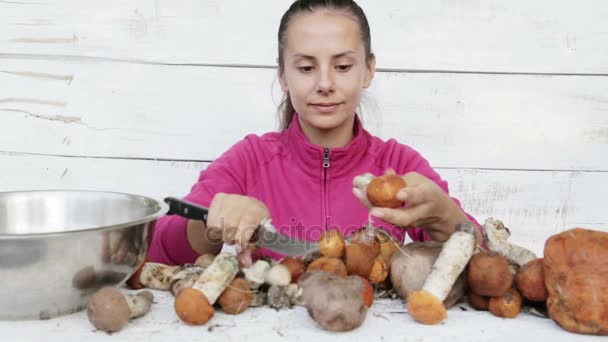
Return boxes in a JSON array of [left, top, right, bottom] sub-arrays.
[[1, 289, 602, 342]]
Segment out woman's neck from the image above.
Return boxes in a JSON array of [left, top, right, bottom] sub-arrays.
[[298, 116, 356, 148]]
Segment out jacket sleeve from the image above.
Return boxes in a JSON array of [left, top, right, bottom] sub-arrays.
[[146, 138, 251, 265], [397, 144, 483, 243]]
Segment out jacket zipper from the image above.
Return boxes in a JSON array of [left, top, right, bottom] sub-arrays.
[[323, 147, 330, 230]]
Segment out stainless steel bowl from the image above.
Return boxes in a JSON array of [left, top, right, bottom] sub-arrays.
[[0, 190, 167, 320]]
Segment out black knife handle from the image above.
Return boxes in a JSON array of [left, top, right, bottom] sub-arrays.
[[164, 197, 209, 223]]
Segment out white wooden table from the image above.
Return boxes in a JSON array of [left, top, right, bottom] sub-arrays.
[[1, 289, 601, 342]]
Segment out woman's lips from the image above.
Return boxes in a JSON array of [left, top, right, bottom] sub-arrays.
[[311, 102, 342, 113]]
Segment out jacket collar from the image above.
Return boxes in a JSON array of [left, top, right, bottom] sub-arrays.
[[283, 112, 371, 179]]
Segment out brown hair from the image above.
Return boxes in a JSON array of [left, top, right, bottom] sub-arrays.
[[277, 0, 374, 130]]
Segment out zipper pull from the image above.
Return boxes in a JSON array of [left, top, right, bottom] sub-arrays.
[[323, 148, 330, 168]]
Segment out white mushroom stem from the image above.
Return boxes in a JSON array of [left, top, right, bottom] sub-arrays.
[[483, 218, 537, 267], [192, 253, 239, 304], [171, 274, 199, 296], [421, 223, 476, 301], [242, 260, 271, 289], [125, 291, 154, 318], [139, 262, 204, 291]]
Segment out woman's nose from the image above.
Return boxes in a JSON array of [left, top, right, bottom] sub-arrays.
[[316, 68, 335, 95]]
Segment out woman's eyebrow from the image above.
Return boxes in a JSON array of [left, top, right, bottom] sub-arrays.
[[292, 50, 355, 60]]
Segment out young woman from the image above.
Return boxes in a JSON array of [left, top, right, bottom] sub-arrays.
[[147, 0, 481, 267]]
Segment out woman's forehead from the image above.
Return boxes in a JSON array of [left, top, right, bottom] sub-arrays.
[[285, 10, 364, 57]]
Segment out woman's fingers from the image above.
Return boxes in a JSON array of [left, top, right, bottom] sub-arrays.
[[370, 203, 432, 228], [396, 183, 430, 206], [353, 188, 372, 209]]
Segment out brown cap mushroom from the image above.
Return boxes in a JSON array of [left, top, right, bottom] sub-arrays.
[[515, 258, 547, 302], [489, 288, 522, 318], [87, 287, 154, 332], [174, 288, 215, 325], [217, 278, 253, 315], [467, 251, 513, 297], [345, 243, 380, 278], [307, 257, 348, 277], [366, 174, 407, 208], [280, 257, 306, 283], [319, 229, 346, 258]]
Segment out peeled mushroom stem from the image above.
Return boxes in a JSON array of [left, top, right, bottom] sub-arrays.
[[482, 218, 537, 267], [407, 222, 476, 325], [87, 287, 154, 333]]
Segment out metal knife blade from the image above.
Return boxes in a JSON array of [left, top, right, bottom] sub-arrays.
[[164, 197, 319, 257]]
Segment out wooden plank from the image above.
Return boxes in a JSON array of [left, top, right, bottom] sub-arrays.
[[1, 58, 607, 170], [1, 0, 608, 73], [2, 153, 607, 256]]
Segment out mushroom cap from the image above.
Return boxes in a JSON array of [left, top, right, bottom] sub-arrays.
[[468, 291, 490, 311], [280, 257, 306, 283], [407, 290, 447, 325], [368, 258, 389, 284], [174, 288, 215, 325], [356, 275, 375, 308], [319, 229, 346, 258], [467, 252, 513, 297], [87, 287, 130, 332], [366, 174, 406, 208], [489, 288, 522, 318], [515, 258, 547, 302], [345, 243, 380, 278], [307, 257, 348, 277], [218, 278, 253, 315]]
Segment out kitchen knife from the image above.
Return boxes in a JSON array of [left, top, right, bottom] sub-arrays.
[[164, 197, 319, 257]]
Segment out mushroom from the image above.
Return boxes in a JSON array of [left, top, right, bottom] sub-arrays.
[[468, 292, 490, 311], [366, 174, 407, 208], [242, 260, 271, 289], [488, 288, 522, 318], [280, 257, 306, 283], [194, 253, 216, 268], [406, 222, 476, 324], [368, 258, 389, 284], [390, 241, 465, 308], [483, 218, 537, 267], [515, 258, 547, 302], [345, 243, 380, 278], [267, 284, 304, 310], [300, 271, 368, 332], [125, 258, 147, 289], [170, 274, 199, 296], [87, 287, 153, 333], [319, 229, 346, 258], [217, 277, 253, 315], [174, 253, 239, 325], [467, 251, 513, 297], [265, 263, 291, 286], [139, 262, 205, 291], [307, 256, 348, 277], [358, 275, 375, 308]]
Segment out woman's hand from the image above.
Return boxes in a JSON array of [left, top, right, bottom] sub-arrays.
[[353, 171, 470, 242], [205, 193, 270, 267]]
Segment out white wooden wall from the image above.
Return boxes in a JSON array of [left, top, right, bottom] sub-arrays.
[[2, 0, 608, 256]]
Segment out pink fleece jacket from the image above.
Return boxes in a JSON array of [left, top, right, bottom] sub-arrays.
[[147, 114, 479, 265]]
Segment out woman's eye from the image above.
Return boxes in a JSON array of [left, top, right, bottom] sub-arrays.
[[336, 64, 352, 71], [297, 66, 315, 73]]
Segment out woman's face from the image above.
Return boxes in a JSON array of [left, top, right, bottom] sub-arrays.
[[279, 10, 375, 138]]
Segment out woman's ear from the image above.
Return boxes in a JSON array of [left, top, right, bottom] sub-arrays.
[[363, 53, 376, 89], [278, 68, 289, 93]]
